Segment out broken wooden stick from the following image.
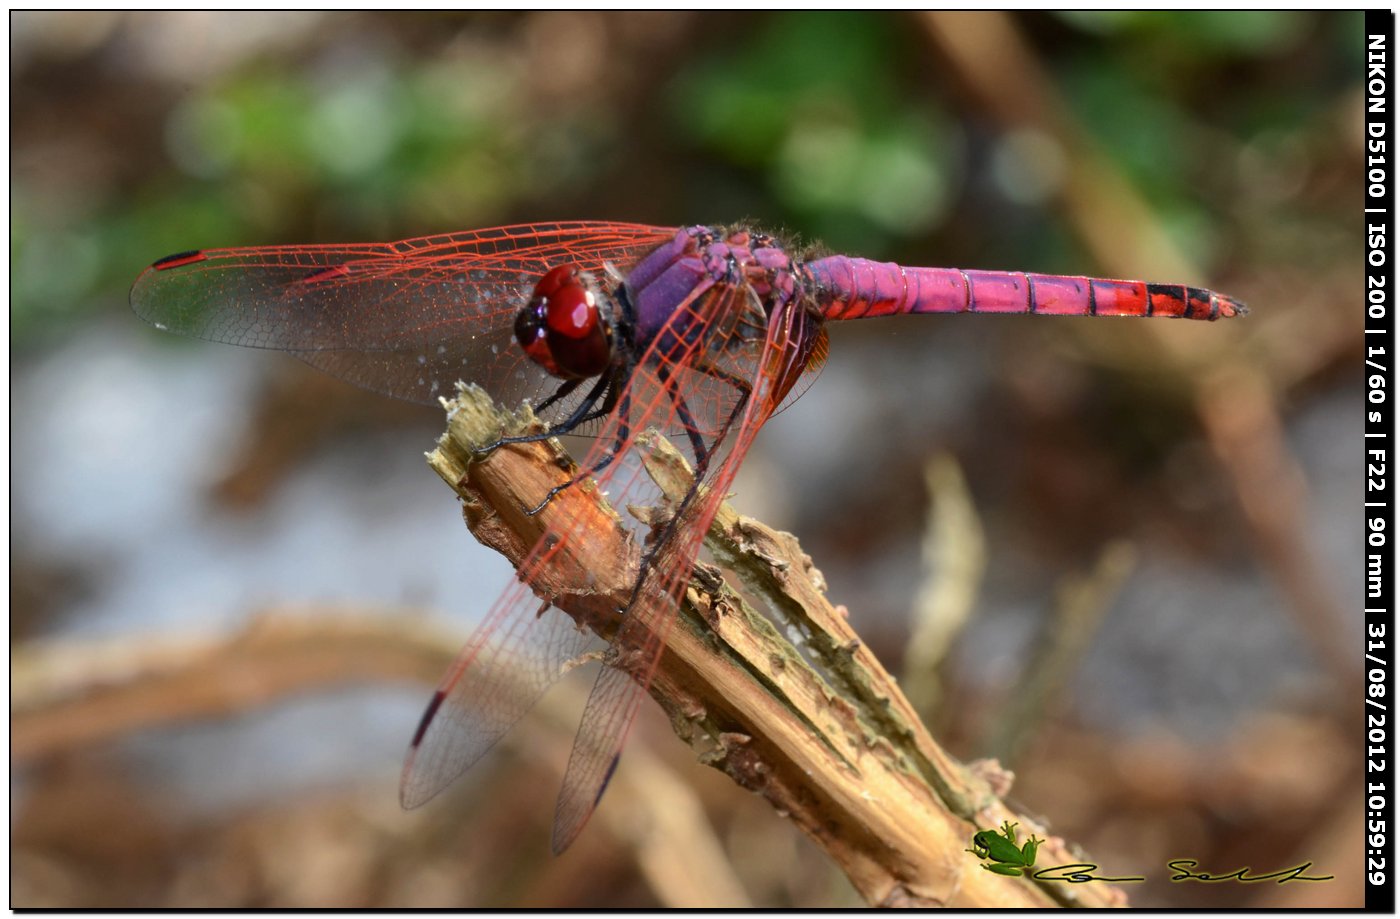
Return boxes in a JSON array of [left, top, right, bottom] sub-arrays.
[[430, 383, 1127, 908]]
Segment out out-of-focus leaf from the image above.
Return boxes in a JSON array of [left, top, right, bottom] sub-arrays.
[[669, 12, 956, 253], [1057, 11, 1309, 57]]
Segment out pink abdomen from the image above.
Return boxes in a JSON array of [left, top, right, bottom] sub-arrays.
[[804, 256, 1245, 322]]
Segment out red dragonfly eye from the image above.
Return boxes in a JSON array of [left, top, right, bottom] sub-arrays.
[[516, 265, 611, 379]]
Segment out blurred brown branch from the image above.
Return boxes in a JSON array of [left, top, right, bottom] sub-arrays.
[[11, 605, 751, 908], [985, 541, 1137, 765], [902, 454, 987, 722], [12, 608, 452, 761], [920, 10, 1358, 697], [431, 384, 1127, 908]]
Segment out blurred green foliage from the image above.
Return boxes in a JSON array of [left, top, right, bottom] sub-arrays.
[[668, 12, 955, 249], [1057, 10, 1312, 54], [10, 10, 1362, 347]]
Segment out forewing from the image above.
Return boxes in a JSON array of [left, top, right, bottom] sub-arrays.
[[130, 222, 673, 406]]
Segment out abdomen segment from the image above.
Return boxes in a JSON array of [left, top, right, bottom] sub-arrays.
[[806, 257, 1247, 322]]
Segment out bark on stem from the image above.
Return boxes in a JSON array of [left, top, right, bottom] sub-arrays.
[[431, 384, 1128, 908]]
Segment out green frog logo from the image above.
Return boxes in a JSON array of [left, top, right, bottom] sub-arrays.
[[966, 821, 1044, 877]]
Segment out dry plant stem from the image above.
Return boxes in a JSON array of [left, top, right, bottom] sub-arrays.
[[920, 10, 1355, 700], [11, 607, 748, 909], [1196, 367, 1359, 688], [986, 542, 1137, 765], [902, 454, 987, 721], [11, 608, 455, 762], [432, 385, 1127, 908], [595, 728, 753, 908]]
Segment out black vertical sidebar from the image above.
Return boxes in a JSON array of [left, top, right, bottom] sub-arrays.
[[1366, 9, 1395, 914]]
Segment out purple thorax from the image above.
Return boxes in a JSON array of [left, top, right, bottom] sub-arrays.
[[624, 226, 715, 344], [623, 226, 805, 344]]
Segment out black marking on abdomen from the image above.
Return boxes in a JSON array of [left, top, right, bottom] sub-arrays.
[[1147, 282, 1185, 317], [1186, 286, 1213, 319]]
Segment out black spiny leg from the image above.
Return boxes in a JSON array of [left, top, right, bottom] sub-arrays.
[[526, 355, 749, 518], [623, 361, 756, 589], [484, 373, 611, 452], [655, 362, 710, 468], [524, 371, 632, 517], [535, 377, 584, 415], [627, 383, 751, 604]]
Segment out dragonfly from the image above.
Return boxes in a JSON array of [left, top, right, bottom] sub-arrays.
[[131, 221, 1245, 852]]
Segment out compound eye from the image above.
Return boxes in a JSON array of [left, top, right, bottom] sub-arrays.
[[518, 265, 611, 379], [514, 302, 546, 348], [543, 277, 598, 341], [533, 264, 575, 294], [514, 294, 558, 376]]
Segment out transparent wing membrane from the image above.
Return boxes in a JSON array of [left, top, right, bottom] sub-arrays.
[[131, 222, 672, 408]]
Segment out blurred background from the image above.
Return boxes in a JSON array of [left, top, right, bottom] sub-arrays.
[[11, 10, 1364, 907]]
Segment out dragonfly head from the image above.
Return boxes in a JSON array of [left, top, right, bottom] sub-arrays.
[[515, 265, 612, 379]]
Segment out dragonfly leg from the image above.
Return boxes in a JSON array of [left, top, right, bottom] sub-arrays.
[[655, 362, 709, 465], [626, 357, 761, 595], [628, 385, 751, 602], [534, 377, 584, 415], [680, 362, 755, 470], [524, 380, 632, 518], [484, 373, 610, 452]]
